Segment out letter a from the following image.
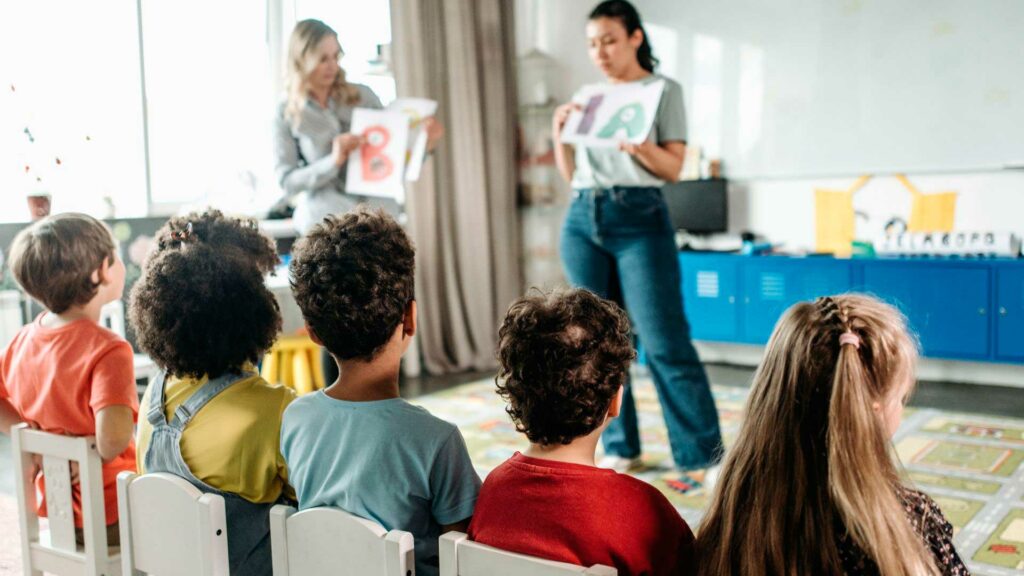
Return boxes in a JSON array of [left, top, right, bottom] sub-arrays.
[[596, 102, 645, 140]]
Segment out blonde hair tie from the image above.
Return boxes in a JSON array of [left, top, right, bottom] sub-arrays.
[[839, 331, 861, 349]]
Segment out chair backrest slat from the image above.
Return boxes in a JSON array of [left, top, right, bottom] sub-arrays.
[[117, 471, 229, 576], [270, 505, 414, 576], [10, 424, 120, 575], [41, 455, 77, 552], [439, 532, 617, 576]]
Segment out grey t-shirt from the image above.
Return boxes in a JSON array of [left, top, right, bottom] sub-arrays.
[[570, 74, 688, 189], [273, 84, 398, 233]]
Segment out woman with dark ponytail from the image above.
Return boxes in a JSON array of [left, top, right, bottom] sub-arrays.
[[552, 0, 723, 485]]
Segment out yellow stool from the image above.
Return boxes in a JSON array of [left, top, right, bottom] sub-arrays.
[[261, 335, 325, 395]]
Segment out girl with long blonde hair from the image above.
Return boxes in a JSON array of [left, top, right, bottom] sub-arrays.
[[698, 294, 969, 575]]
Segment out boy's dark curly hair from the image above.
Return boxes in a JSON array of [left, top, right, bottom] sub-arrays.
[[496, 288, 635, 446], [153, 209, 279, 274], [128, 240, 282, 379], [289, 207, 415, 362]]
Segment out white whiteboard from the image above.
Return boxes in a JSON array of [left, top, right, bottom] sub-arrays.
[[639, 0, 1024, 179]]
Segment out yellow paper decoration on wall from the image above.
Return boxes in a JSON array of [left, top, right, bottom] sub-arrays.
[[897, 174, 957, 232], [815, 175, 870, 256]]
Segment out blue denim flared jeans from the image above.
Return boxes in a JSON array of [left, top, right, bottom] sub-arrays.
[[561, 186, 723, 470]]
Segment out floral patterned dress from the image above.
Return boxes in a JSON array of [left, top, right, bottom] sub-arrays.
[[836, 487, 971, 575]]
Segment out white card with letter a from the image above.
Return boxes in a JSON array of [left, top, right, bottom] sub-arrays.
[[346, 108, 409, 199], [560, 79, 664, 149]]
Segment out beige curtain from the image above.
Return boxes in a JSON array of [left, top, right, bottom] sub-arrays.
[[390, 0, 521, 374]]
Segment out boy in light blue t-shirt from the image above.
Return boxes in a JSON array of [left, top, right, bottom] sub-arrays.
[[282, 207, 480, 576]]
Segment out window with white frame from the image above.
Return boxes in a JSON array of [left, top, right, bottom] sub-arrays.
[[0, 1, 147, 223], [140, 0, 279, 216], [0, 0, 394, 223]]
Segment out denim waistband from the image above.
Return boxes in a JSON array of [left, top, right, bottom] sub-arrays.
[[572, 186, 662, 199]]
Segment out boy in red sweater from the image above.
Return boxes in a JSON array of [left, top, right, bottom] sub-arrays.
[[468, 289, 696, 575]]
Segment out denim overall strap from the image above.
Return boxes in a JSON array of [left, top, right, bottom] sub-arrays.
[[169, 370, 254, 429], [146, 370, 169, 427], [142, 369, 275, 576], [144, 369, 253, 485]]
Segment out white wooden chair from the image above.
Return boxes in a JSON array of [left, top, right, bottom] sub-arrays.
[[99, 300, 126, 339], [116, 471, 229, 576], [270, 504, 414, 576], [11, 423, 122, 576], [439, 532, 617, 576]]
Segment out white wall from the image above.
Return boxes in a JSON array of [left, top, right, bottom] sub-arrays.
[[515, 0, 1023, 383], [515, 0, 1024, 252], [732, 171, 1024, 252]]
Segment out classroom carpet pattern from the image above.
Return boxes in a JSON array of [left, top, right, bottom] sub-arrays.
[[412, 372, 1024, 576]]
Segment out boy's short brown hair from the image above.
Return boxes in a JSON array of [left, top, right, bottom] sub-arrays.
[[496, 289, 636, 446], [289, 207, 415, 362], [8, 213, 116, 314]]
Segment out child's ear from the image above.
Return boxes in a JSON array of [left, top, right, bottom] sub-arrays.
[[403, 300, 417, 339], [607, 385, 624, 419], [92, 257, 111, 286], [305, 324, 324, 346]]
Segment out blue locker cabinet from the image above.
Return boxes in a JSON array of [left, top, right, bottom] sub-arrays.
[[675, 254, 1021, 365], [679, 254, 740, 342], [858, 262, 990, 360], [996, 264, 1024, 361], [741, 258, 852, 344]]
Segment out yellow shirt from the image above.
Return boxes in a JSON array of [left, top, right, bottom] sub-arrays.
[[136, 367, 296, 503]]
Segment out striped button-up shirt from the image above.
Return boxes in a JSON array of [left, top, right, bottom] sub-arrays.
[[273, 84, 391, 233]]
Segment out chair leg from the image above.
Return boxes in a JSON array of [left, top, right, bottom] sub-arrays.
[[293, 351, 313, 395]]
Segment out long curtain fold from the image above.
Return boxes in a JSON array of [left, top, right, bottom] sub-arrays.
[[390, 0, 521, 374]]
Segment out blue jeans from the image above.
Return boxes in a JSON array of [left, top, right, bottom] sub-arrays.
[[560, 187, 723, 470]]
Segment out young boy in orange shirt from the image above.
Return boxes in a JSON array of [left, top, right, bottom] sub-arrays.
[[0, 213, 137, 545]]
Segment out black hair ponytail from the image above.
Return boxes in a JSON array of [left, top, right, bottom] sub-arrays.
[[589, 0, 659, 73]]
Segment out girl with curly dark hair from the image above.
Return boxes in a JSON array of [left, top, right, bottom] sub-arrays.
[[129, 211, 294, 576]]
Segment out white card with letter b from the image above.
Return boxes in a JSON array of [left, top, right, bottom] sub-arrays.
[[560, 79, 665, 148], [345, 108, 409, 199]]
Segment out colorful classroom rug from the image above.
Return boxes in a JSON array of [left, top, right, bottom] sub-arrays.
[[0, 494, 22, 574], [413, 373, 1024, 576]]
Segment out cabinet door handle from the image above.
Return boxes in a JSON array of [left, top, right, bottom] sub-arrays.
[[1000, 307, 1008, 316], [728, 296, 736, 304], [978, 308, 986, 316]]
